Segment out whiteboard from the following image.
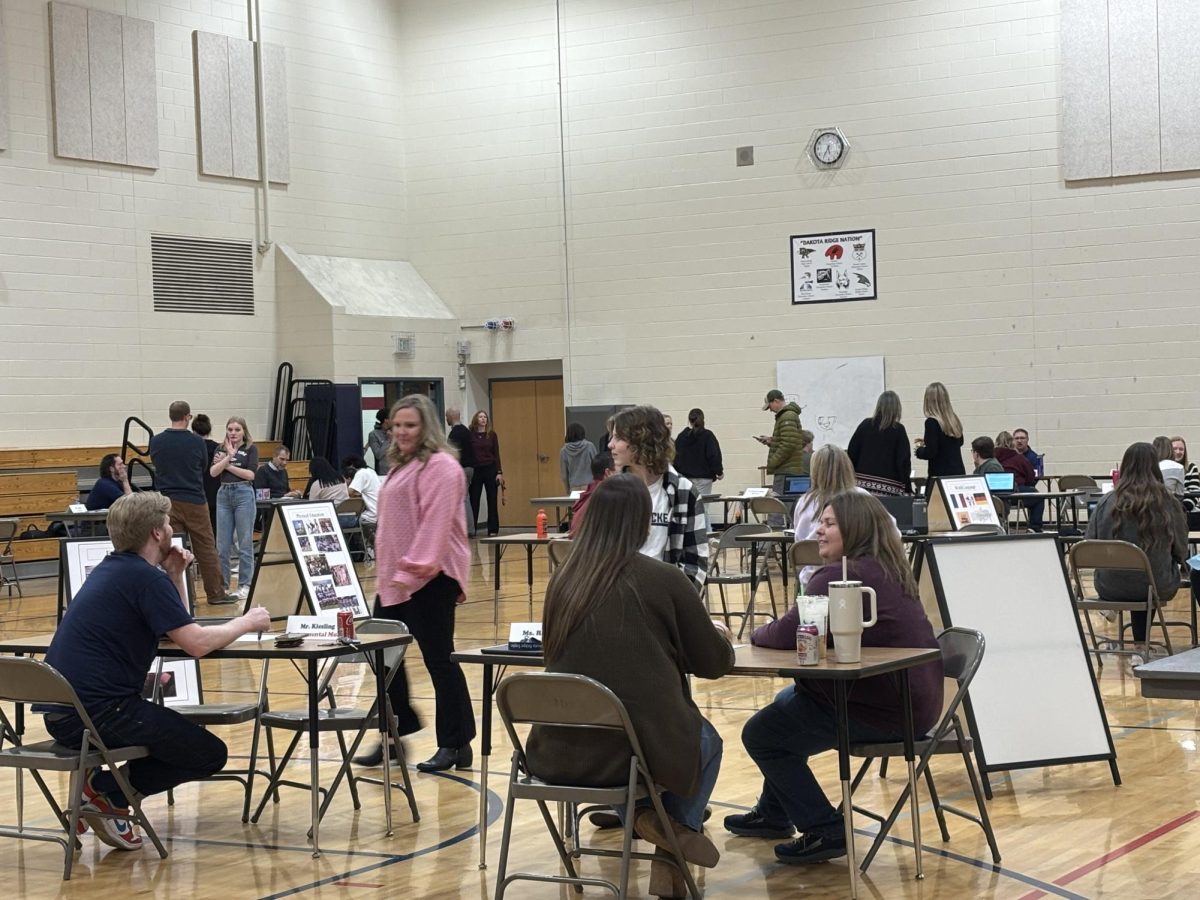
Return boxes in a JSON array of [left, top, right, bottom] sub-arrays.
[[926, 536, 1115, 770], [776, 356, 884, 450]]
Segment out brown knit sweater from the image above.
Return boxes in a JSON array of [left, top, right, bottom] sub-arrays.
[[526, 554, 734, 795]]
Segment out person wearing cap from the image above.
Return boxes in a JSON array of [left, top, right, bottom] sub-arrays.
[[365, 409, 392, 476], [756, 390, 807, 521]]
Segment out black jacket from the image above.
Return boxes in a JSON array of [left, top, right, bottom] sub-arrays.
[[447, 423, 475, 468], [673, 427, 723, 480], [914, 418, 965, 477], [847, 419, 911, 492]]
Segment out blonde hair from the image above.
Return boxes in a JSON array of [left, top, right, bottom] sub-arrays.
[[108, 492, 172, 552], [387, 395, 457, 467], [225, 416, 253, 448], [995, 430, 1014, 450], [796, 444, 856, 522], [922, 382, 962, 440]]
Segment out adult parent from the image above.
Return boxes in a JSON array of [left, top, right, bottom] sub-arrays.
[[365, 409, 391, 476], [568, 452, 614, 537], [608, 405, 709, 591], [1086, 442, 1187, 658], [253, 445, 301, 499], [726, 491, 943, 865], [148, 401, 226, 606], [528, 474, 734, 898], [1171, 436, 1200, 513], [209, 417, 258, 601], [467, 410, 505, 537], [673, 408, 724, 501], [192, 413, 221, 532], [1012, 428, 1041, 475], [757, 390, 807, 499], [1153, 435, 1185, 497], [970, 436, 1005, 476], [42, 492, 270, 850], [997, 431, 1042, 531], [914, 381, 965, 477], [445, 407, 476, 537], [846, 390, 911, 496], [354, 395, 475, 772], [560, 423, 598, 493], [86, 454, 133, 510]]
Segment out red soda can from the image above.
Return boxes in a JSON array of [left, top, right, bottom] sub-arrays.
[[337, 611, 355, 639], [796, 623, 820, 665]]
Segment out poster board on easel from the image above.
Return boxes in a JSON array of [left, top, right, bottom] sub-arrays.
[[58, 535, 193, 624], [248, 501, 370, 620], [926, 476, 1002, 532]]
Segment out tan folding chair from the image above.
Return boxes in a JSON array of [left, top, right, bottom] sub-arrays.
[[0, 657, 168, 879], [788, 539, 823, 570], [335, 497, 368, 561], [850, 627, 999, 872], [548, 539, 573, 571], [494, 672, 698, 899], [1058, 475, 1101, 528], [0, 517, 22, 597], [702, 523, 777, 638], [1068, 539, 1174, 663]]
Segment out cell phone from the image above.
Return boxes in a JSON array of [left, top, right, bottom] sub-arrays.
[[273, 633, 305, 648]]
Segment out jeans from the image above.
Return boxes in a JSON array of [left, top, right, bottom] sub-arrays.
[[690, 477, 717, 528], [216, 481, 256, 591], [742, 685, 900, 834], [618, 717, 722, 832], [372, 573, 476, 748], [45, 696, 227, 807], [1015, 485, 1045, 531]]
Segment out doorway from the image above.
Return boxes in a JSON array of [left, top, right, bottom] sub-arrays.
[[359, 379, 444, 454], [489, 378, 564, 527]]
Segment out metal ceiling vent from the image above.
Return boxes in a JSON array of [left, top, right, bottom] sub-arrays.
[[152, 233, 255, 316]]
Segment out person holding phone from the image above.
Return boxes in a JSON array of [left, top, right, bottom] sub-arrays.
[[209, 416, 258, 602]]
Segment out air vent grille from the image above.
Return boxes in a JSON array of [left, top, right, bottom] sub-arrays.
[[152, 233, 255, 316]]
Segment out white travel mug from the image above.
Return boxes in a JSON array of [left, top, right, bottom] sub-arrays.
[[827, 580, 878, 663]]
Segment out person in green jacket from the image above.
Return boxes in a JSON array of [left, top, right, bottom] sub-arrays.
[[756, 390, 808, 524]]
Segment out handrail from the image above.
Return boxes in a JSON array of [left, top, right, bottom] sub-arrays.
[[270, 361, 293, 440]]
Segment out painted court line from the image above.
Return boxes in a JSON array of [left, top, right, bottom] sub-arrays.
[[1016, 809, 1200, 900]]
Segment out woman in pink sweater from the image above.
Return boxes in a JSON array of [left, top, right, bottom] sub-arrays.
[[353, 394, 475, 773]]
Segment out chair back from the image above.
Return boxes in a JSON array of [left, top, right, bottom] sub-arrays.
[[345, 618, 411, 672], [336, 497, 366, 516], [0, 517, 18, 554], [0, 656, 86, 708], [959, 523, 1004, 534], [788, 539, 823, 568], [712, 522, 768, 554], [1068, 539, 1158, 601], [927, 627, 985, 741], [1058, 475, 1099, 491], [749, 497, 789, 527], [548, 539, 573, 569]]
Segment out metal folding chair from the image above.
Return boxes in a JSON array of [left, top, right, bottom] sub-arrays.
[[335, 497, 368, 561], [702, 523, 777, 638], [0, 517, 23, 597], [548, 538, 573, 571], [494, 672, 698, 899]]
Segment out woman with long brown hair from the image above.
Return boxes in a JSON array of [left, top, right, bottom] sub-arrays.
[[847, 390, 911, 495], [467, 409, 504, 536], [1086, 442, 1187, 656], [529, 473, 734, 898], [914, 381, 965, 477]]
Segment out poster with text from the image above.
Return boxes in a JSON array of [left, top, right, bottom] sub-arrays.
[[936, 476, 1002, 530], [790, 228, 877, 304], [278, 501, 370, 619]]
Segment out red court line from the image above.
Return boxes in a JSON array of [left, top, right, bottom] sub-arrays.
[[1018, 809, 1200, 900]]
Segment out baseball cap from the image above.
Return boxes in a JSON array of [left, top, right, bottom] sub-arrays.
[[763, 389, 784, 410]]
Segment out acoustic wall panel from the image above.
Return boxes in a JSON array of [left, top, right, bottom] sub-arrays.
[[1108, 0, 1161, 177], [1061, 0, 1111, 180], [1158, 0, 1200, 173], [194, 31, 290, 183], [48, 2, 158, 168]]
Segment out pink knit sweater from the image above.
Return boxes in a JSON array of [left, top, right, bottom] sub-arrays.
[[376, 451, 469, 607]]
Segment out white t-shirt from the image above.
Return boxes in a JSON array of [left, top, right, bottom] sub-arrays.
[[640, 477, 671, 561], [350, 468, 382, 523]]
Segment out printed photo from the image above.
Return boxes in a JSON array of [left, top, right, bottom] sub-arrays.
[[312, 578, 339, 610], [330, 563, 351, 587], [291, 520, 307, 538], [297, 535, 312, 552], [306, 520, 323, 534], [141, 670, 177, 700], [956, 511, 971, 527], [318, 518, 335, 534], [315, 534, 342, 553], [305, 554, 331, 577]]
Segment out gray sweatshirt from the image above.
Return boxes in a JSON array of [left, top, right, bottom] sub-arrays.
[[560, 440, 598, 490], [1085, 491, 1187, 602]]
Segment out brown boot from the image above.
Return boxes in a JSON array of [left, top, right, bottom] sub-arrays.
[[634, 807, 719, 868], [649, 857, 686, 898]]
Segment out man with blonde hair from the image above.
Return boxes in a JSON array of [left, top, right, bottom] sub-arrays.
[[42, 492, 271, 853]]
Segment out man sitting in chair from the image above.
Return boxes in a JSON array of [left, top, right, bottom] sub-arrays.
[[41, 492, 271, 851]]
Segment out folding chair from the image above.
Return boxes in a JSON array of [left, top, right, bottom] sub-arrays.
[[548, 538, 573, 571], [336, 497, 368, 561], [850, 627, 999, 872], [0, 657, 167, 879], [0, 517, 22, 598], [1068, 539, 1176, 663], [494, 672, 698, 899], [250, 619, 419, 827], [1058, 475, 1101, 529], [702, 523, 777, 638]]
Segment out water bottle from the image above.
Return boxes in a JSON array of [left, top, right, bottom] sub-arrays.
[[536, 508, 547, 539]]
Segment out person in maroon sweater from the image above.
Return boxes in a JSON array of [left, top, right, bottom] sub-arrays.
[[724, 490, 943, 866], [568, 452, 614, 536], [467, 410, 505, 536]]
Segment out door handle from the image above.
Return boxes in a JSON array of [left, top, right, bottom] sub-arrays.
[[537, 453, 549, 463]]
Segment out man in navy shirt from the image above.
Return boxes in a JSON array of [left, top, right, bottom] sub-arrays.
[[1012, 428, 1045, 531], [44, 492, 271, 851], [85, 454, 133, 510]]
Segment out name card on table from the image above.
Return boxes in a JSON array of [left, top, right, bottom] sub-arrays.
[[287, 614, 338, 637], [508, 622, 543, 652], [743, 487, 771, 498], [68, 503, 87, 513]]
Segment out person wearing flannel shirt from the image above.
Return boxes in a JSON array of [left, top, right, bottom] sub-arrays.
[[607, 405, 709, 591]]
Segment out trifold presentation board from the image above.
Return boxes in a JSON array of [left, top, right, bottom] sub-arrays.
[[250, 501, 370, 620], [924, 534, 1119, 792], [926, 475, 1003, 531]]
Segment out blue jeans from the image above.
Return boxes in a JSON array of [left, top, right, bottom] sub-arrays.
[[1015, 485, 1045, 531], [45, 696, 227, 807], [742, 686, 899, 835], [216, 481, 255, 590], [618, 717, 722, 832]]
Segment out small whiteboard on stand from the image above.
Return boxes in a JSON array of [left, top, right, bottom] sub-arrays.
[[258, 501, 371, 620], [924, 534, 1119, 790], [926, 476, 1002, 531], [776, 356, 884, 451]]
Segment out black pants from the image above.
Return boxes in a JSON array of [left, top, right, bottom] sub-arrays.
[[46, 696, 227, 807], [373, 573, 476, 749], [469, 463, 500, 535]]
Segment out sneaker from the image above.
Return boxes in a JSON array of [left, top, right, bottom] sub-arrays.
[[1098, 609, 1117, 623], [209, 593, 241, 605], [80, 773, 143, 851], [1128, 653, 1146, 667], [774, 830, 847, 865], [723, 807, 794, 839], [237, 585, 250, 600]]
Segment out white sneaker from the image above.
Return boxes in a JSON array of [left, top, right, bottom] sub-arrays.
[[1098, 609, 1117, 623], [237, 586, 249, 600], [1128, 653, 1146, 667]]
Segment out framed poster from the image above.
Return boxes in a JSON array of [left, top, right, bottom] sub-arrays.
[[927, 476, 1002, 531], [59, 535, 193, 620], [277, 501, 370, 618], [790, 228, 877, 304], [142, 658, 200, 708]]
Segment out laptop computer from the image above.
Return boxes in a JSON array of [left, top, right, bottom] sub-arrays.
[[782, 475, 811, 497], [984, 472, 1016, 493]]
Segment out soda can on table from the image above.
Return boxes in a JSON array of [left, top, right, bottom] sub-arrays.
[[337, 611, 355, 639], [796, 623, 820, 666]]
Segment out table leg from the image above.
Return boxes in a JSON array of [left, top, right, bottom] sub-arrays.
[[478, 662, 494, 870], [376, 647, 394, 836], [308, 658, 321, 858], [900, 671, 923, 879], [780, 543, 789, 595], [526, 545, 534, 621], [493, 545, 503, 629], [835, 682, 858, 899]]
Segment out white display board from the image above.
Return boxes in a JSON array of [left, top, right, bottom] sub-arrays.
[[926, 536, 1117, 779], [776, 356, 885, 451], [62, 536, 189, 603], [790, 229, 877, 304], [929, 476, 1002, 531], [278, 501, 370, 618]]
